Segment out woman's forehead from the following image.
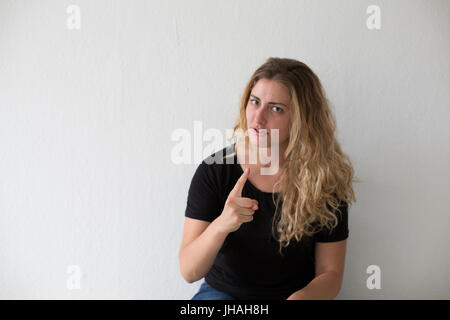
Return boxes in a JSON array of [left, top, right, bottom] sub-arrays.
[[251, 79, 290, 103]]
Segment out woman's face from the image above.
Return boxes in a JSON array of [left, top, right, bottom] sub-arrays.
[[246, 78, 291, 150]]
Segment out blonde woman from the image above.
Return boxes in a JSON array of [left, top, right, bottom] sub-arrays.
[[179, 57, 358, 300]]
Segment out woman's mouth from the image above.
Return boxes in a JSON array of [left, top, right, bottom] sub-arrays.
[[252, 128, 268, 136]]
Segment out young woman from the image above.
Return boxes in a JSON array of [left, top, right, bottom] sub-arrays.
[[179, 57, 358, 300]]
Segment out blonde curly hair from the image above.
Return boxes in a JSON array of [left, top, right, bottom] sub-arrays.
[[226, 57, 360, 255]]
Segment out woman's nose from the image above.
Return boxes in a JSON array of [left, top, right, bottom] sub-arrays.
[[254, 106, 266, 124]]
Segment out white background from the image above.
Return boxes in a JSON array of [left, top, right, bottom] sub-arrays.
[[0, 0, 449, 299]]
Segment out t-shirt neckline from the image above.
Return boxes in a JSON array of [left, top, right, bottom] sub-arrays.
[[232, 147, 280, 196]]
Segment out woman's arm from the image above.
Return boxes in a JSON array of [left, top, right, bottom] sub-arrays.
[[179, 217, 229, 283], [180, 167, 257, 283], [287, 239, 347, 300]]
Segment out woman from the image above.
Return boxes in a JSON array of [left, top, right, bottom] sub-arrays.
[[179, 57, 358, 300]]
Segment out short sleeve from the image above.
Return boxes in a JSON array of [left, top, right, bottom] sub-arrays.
[[184, 161, 222, 222], [314, 201, 349, 242]]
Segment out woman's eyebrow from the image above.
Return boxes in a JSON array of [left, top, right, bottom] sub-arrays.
[[250, 94, 288, 107]]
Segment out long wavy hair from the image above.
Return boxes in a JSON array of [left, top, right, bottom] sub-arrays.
[[225, 57, 360, 255]]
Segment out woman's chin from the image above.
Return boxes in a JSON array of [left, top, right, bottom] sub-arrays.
[[249, 136, 270, 148], [250, 141, 269, 149]]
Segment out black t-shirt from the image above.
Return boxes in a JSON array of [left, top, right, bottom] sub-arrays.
[[184, 144, 349, 300]]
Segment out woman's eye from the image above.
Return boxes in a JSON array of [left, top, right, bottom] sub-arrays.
[[272, 106, 282, 113], [250, 99, 282, 113]]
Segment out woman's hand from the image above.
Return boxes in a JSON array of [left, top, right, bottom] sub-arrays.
[[216, 168, 259, 234]]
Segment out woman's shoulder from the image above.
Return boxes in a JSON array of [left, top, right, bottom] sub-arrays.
[[193, 144, 238, 184], [189, 144, 238, 202], [203, 143, 237, 166]]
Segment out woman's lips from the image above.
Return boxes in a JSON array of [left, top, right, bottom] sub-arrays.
[[251, 128, 268, 136]]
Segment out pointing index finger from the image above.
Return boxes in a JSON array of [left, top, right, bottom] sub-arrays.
[[230, 167, 250, 197]]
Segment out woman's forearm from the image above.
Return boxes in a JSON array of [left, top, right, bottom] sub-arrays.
[[179, 218, 229, 283], [287, 271, 343, 300]]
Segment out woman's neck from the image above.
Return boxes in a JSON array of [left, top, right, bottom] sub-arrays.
[[236, 142, 287, 175]]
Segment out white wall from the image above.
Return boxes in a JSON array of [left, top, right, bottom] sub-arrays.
[[0, 0, 448, 299]]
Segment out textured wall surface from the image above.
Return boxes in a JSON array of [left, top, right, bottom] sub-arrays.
[[0, 0, 448, 299]]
